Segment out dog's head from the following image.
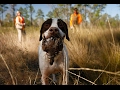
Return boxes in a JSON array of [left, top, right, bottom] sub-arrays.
[[39, 18, 70, 65], [39, 18, 70, 41]]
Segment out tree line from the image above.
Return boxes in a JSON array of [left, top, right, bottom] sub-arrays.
[[0, 4, 120, 28]]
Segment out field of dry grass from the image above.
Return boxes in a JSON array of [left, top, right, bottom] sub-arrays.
[[0, 25, 120, 85]]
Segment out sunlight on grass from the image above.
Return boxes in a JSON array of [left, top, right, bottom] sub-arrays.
[[0, 25, 120, 85]]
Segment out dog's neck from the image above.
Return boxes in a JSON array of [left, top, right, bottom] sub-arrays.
[[42, 37, 63, 65]]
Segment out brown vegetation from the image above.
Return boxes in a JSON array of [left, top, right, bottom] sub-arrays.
[[0, 24, 120, 85]]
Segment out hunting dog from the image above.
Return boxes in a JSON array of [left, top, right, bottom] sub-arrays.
[[38, 18, 70, 85]]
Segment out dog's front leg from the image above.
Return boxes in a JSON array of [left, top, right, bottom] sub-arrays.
[[61, 69, 66, 85], [62, 65, 69, 85], [41, 73, 49, 85]]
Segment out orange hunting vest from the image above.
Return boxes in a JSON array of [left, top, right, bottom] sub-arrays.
[[14, 16, 25, 30], [70, 13, 82, 27]]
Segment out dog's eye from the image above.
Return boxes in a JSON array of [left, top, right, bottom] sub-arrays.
[[58, 19, 64, 28], [58, 22, 64, 28], [44, 24, 50, 29], [58, 23, 63, 27]]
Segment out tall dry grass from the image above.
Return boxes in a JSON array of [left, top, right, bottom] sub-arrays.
[[66, 25, 120, 85], [0, 27, 41, 85], [0, 23, 120, 85]]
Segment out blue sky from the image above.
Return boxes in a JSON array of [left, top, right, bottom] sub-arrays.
[[103, 4, 120, 16], [4, 4, 120, 20]]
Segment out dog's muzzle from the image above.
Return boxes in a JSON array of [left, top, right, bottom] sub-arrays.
[[42, 35, 63, 65], [44, 27, 61, 39]]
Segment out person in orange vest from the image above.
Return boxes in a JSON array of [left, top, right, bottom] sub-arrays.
[[15, 11, 26, 43], [70, 8, 82, 33]]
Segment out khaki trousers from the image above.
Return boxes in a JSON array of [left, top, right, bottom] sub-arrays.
[[16, 28, 26, 43], [72, 24, 80, 33]]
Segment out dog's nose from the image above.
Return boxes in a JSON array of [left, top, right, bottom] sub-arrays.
[[49, 27, 59, 34]]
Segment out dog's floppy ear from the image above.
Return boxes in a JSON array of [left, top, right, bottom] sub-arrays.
[[64, 22, 70, 41], [39, 19, 52, 41], [58, 19, 70, 41], [39, 23, 44, 41]]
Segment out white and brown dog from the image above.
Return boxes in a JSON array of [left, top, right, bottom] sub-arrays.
[[38, 18, 70, 85]]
